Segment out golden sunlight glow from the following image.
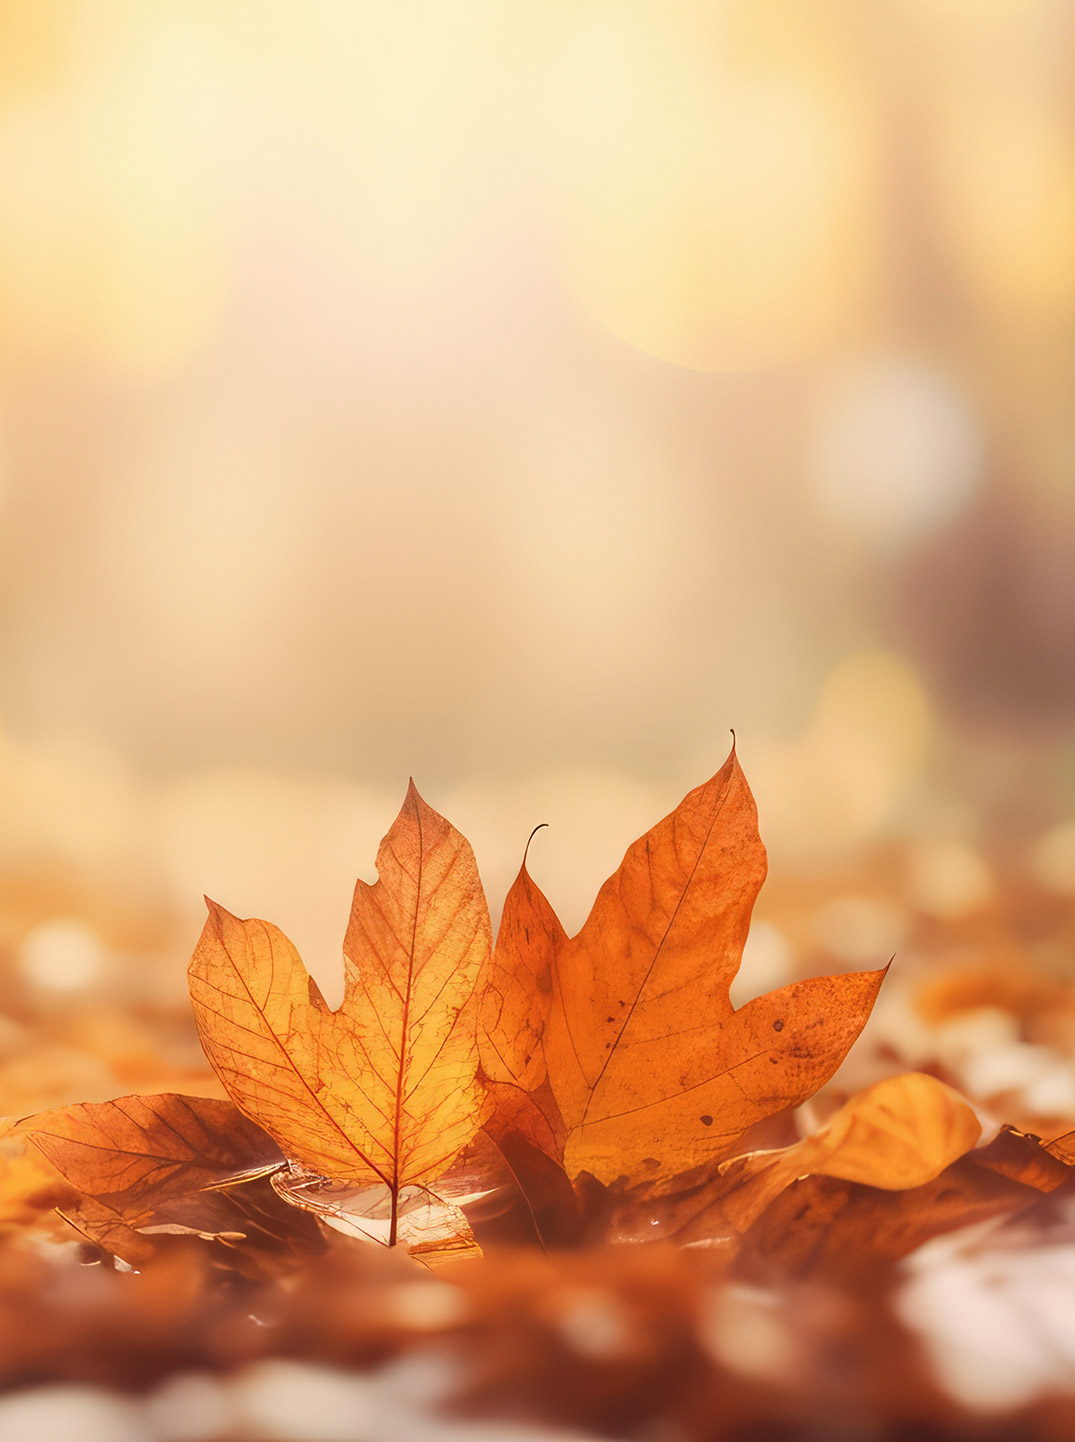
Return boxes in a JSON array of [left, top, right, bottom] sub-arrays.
[[544, 0, 879, 370]]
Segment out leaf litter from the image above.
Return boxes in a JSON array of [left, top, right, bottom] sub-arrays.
[[3, 744, 1075, 1438]]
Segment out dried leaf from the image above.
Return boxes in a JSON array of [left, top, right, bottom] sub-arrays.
[[59, 1195, 158, 1267], [272, 1160, 484, 1265], [538, 748, 885, 1183], [1046, 1128, 1075, 1167], [480, 839, 567, 1159], [271, 1127, 584, 1263], [603, 1074, 979, 1248], [189, 783, 491, 1242], [25, 1093, 283, 1224], [734, 1125, 1075, 1284], [714, 1073, 982, 1232], [16, 1093, 325, 1277]]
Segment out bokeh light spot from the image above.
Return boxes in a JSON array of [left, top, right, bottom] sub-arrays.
[[906, 840, 992, 919], [808, 356, 984, 548], [1030, 821, 1075, 896], [18, 918, 105, 991], [812, 895, 909, 966], [729, 919, 794, 1008]]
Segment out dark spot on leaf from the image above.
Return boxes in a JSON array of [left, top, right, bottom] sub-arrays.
[[773, 1019, 784, 1032], [606, 1016, 614, 1024], [700, 1115, 713, 1127], [770, 1056, 779, 1064]]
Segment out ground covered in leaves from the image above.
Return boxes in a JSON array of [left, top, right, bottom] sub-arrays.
[[3, 753, 1075, 1441]]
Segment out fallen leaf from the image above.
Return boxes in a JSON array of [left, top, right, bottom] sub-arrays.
[[733, 1125, 1075, 1284], [272, 1154, 487, 1264], [188, 783, 492, 1246], [532, 747, 886, 1183], [977, 1125, 1075, 1191], [64, 1173, 329, 1280], [272, 1129, 580, 1263], [16, 1093, 326, 1277], [25, 1093, 284, 1224], [59, 1194, 158, 1267], [713, 1072, 982, 1232], [1046, 1129, 1075, 1167], [479, 834, 567, 1161], [603, 1074, 980, 1248]]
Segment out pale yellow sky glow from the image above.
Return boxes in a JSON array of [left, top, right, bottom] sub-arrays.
[[0, 1, 1072, 991]]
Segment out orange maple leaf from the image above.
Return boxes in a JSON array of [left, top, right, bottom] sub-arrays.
[[188, 782, 491, 1246], [484, 746, 887, 1185]]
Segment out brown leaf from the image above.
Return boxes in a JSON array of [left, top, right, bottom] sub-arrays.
[[1046, 1128, 1075, 1167], [188, 783, 492, 1243], [733, 1125, 1075, 1284], [972, 1123, 1075, 1191], [59, 1172, 330, 1281], [603, 1074, 979, 1248], [712, 1072, 981, 1234], [25, 1093, 283, 1224], [59, 1195, 158, 1267], [538, 747, 885, 1183], [18, 1094, 329, 1278], [483, 1130, 595, 1248]]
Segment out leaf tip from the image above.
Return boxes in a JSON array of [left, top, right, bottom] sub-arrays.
[[404, 777, 432, 815], [522, 822, 549, 871]]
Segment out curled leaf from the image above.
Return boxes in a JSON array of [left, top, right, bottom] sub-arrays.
[[21, 1094, 326, 1278], [734, 1124, 1075, 1284], [716, 1072, 982, 1227], [26, 1093, 283, 1224]]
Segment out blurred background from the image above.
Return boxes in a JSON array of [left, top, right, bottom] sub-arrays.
[[0, 0, 1073, 1098]]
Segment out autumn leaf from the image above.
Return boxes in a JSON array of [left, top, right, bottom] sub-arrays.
[[188, 782, 491, 1246], [13, 1092, 327, 1278], [1045, 1128, 1075, 1167], [58, 1174, 327, 1280], [714, 1072, 982, 1229], [733, 1124, 1075, 1284], [479, 831, 567, 1161], [25, 1093, 284, 1224], [503, 746, 887, 1184], [600, 1073, 979, 1247]]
